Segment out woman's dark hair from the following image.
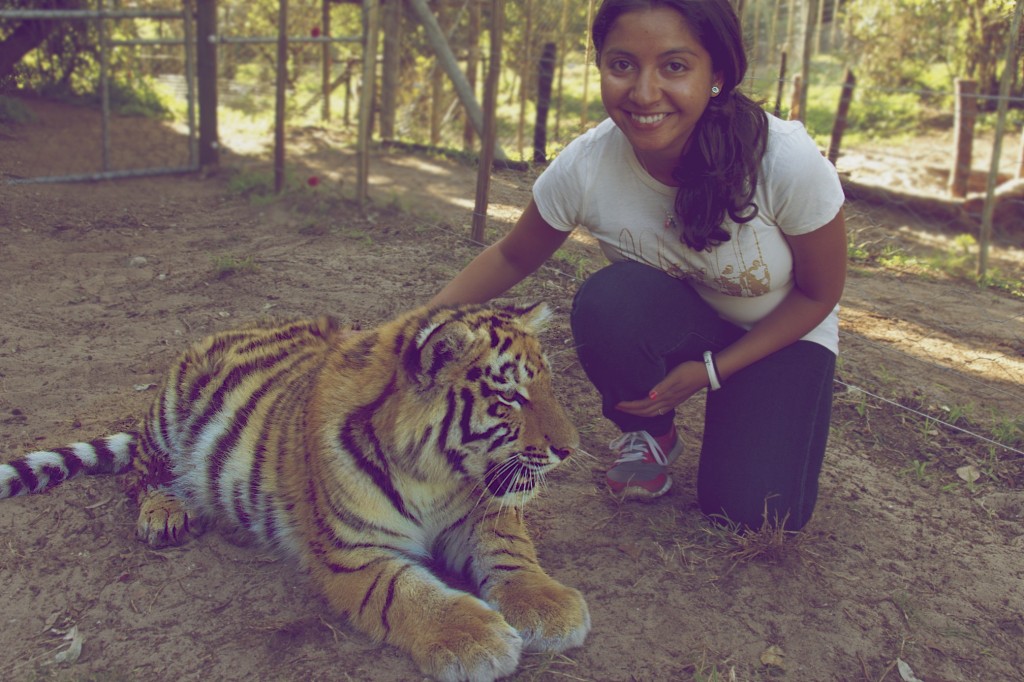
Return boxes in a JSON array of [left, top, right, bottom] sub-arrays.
[[592, 0, 768, 251]]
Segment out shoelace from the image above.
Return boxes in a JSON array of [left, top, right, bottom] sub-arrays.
[[609, 431, 669, 466]]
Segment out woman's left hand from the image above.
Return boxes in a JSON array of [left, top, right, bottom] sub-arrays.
[[616, 360, 709, 417]]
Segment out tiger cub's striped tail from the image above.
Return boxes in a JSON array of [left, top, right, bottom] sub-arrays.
[[0, 432, 137, 498]]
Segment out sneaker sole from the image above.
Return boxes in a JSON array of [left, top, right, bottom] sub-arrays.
[[609, 475, 673, 500]]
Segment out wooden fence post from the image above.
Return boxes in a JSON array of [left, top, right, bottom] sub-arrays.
[[581, 0, 594, 128], [273, 0, 288, 194], [379, 0, 400, 140], [463, 0, 481, 150], [977, 0, 1023, 278], [471, 0, 503, 243], [1017, 125, 1024, 179], [773, 49, 787, 117], [533, 42, 556, 164], [827, 68, 855, 165], [196, 0, 219, 169], [356, 0, 380, 209], [321, 0, 331, 122], [949, 78, 978, 199], [788, 73, 802, 121]]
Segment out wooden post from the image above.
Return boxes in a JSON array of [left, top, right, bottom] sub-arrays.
[[788, 73, 802, 121], [978, 0, 1023, 278], [344, 60, 353, 127], [274, 0, 288, 194], [196, 0, 219, 169], [949, 78, 978, 199], [471, 0, 503, 243], [430, 0, 448, 147], [827, 68, 855, 165], [533, 42, 556, 164], [380, 0, 400, 140], [553, 0, 569, 140], [515, 0, 533, 158], [463, 0, 481, 149], [773, 49, 787, 117], [581, 0, 595, 128], [321, 0, 331, 122], [1018, 126, 1024, 179], [357, 0, 380, 209]]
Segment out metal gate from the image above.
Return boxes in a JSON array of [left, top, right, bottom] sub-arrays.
[[0, 0, 198, 185]]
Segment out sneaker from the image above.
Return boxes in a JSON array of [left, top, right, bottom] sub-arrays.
[[605, 430, 683, 499]]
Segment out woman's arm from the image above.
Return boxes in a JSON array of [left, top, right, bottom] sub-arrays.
[[430, 199, 570, 307], [618, 208, 847, 417]]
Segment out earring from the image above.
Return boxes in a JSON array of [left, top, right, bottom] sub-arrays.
[[711, 86, 721, 95]]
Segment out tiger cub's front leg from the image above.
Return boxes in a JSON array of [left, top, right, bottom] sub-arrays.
[[457, 509, 591, 653], [135, 488, 206, 548], [311, 552, 523, 682]]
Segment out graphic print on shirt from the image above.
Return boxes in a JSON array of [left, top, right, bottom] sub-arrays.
[[712, 228, 771, 297], [616, 220, 708, 287], [616, 212, 771, 298]]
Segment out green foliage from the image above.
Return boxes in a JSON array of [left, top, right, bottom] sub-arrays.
[[210, 254, 257, 279], [842, 0, 1018, 100], [105, 78, 172, 118], [842, 0, 958, 89], [226, 168, 279, 202]]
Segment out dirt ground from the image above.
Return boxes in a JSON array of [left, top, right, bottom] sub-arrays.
[[1, 97, 1023, 682]]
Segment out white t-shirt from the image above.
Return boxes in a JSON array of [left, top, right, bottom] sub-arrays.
[[533, 114, 846, 354]]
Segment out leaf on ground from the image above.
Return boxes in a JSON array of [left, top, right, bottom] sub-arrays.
[[53, 625, 84, 664], [956, 465, 981, 483], [759, 644, 785, 669], [897, 658, 924, 682]]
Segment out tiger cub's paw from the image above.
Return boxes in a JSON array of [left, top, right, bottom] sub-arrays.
[[487, 573, 591, 653], [410, 596, 523, 682], [136, 490, 202, 548]]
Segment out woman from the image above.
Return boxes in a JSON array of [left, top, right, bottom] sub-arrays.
[[430, 0, 846, 532]]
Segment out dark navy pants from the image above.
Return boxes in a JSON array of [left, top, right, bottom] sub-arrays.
[[570, 260, 835, 531]]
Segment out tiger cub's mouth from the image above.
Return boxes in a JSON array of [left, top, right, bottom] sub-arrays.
[[482, 453, 561, 498]]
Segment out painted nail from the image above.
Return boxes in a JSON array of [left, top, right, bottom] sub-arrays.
[[649, 390, 658, 400]]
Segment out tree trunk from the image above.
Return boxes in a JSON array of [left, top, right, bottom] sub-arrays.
[[0, 20, 56, 86]]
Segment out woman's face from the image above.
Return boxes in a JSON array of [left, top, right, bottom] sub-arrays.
[[599, 6, 720, 172]]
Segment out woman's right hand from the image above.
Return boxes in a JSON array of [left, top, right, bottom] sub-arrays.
[[615, 359, 710, 417]]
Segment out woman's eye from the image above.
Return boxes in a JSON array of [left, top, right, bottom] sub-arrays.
[[610, 58, 633, 72], [665, 61, 687, 74]]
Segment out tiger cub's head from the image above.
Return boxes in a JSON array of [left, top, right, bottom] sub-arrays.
[[404, 302, 579, 504]]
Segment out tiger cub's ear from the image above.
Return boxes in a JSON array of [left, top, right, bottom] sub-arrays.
[[512, 301, 551, 334], [405, 316, 473, 389]]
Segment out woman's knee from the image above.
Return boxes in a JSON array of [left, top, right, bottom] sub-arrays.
[[571, 260, 688, 334]]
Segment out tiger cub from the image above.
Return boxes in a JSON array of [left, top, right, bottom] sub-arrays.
[[0, 302, 590, 682]]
